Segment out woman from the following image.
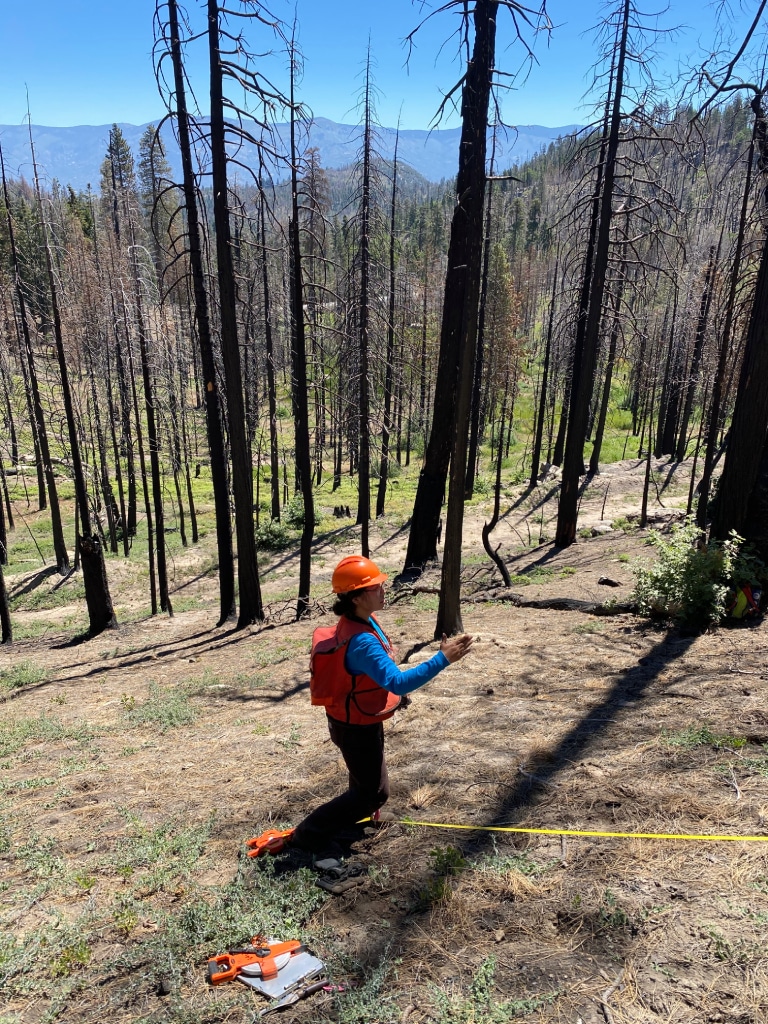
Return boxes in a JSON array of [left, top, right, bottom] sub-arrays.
[[289, 554, 473, 858]]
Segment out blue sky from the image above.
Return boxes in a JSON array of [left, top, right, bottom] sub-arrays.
[[0, 1, 763, 131]]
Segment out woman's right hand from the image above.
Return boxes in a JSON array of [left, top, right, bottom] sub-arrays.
[[440, 633, 474, 663]]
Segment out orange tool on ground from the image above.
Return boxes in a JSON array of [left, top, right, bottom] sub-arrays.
[[207, 938, 303, 985], [245, 827, 295, 858]]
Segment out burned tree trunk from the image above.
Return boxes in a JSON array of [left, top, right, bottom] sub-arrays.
[[1, 144, 69, 571], [434, 0, 497, 633], [405, 0, 498, 575], [163, 0, 235, 624], [208, 0, 263, 625], [555, 0, 630, 547], [30, 131, 116, 634]]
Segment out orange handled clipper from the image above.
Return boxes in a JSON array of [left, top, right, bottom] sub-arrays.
[[207, 938, 302, 984], [245, 827, 295, 858]]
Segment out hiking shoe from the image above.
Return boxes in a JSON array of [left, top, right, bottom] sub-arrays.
[[315, 861, 368, 895]]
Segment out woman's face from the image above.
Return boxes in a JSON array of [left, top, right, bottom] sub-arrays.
[[351, 581, 386, 619]]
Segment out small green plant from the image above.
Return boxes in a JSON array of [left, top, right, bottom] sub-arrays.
[[415, 875, 451, 908], [10, 579, 86, 612], [123, 682, 197, 732], [0, 775, 57, 794], [706, 928, 765, 965], [598, 889, 630, 929], [479, 848, 547, 877], [716, 755, 768, 778], [431, 955, 559, 1022], [234, 671, 267, 689], [512, 566, 555, 587], [0, 661, 47, 691], [429, 845, 467, 876], [330, 947, 400, 1024], [413, 846, 467, 911], [368, 864, 391, 889], [111, 812, 214, 894], [613, 516, 639, 533], [113, 903, 140, 936], [171, 596, 203, 613], [278, 724, 301, 749], [665, 725, 746, 750], [50, 938, 91, 978], [631, 518, 765, 628], [0, 715, 96, 759]]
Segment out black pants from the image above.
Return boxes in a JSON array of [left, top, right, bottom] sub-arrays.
[[291, 716, 390, 852]]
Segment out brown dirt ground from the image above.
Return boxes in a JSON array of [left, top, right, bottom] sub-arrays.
[[2, 459, 768, 1024]]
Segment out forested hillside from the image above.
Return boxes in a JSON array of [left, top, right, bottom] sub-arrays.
[[0, 0, 766, 640]]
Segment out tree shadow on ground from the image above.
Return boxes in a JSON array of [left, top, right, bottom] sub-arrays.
[[8, 564, 61, 600], [50, 617, 312, 687], [359, 626, 698, 985], [502, 482, 559, 519]]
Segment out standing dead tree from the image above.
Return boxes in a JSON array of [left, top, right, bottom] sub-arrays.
[[29, 127, 116, 634], [404, 0, 548, 591], [0, 145, 69, 573], [155, 0, 235, 624], [555, 0, 631, 547], [286, 23, 315, 618]]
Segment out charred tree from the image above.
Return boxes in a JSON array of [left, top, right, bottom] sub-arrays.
[[288, 34, 315, 619], [555, 0, 630, 547], [207, 0, 263, 625], [0, 144, 69, 571], [404, 0, 505, 574], [376, 128, 400, 519], [30, 129, 116, 634], [434, 0, 498, 633], [159, 0, 235, 624]]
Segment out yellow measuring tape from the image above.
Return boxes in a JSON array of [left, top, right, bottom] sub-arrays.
[[387, 818, 768, 843]]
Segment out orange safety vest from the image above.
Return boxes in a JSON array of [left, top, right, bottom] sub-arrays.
[[310, 615, 402, 725]]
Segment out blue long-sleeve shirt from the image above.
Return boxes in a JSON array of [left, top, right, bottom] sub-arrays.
[[345, 618, 449, 696]]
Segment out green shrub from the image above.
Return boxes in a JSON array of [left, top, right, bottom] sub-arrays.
[[283, 493, 320, 529], [255, 518, 291, 550], [631, 518, 765, 628]]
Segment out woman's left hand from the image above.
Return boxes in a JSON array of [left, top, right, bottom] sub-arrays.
[[440, 633, 474, 663]]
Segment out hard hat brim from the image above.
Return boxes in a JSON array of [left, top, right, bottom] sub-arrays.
[[336, 571, 388, 594]]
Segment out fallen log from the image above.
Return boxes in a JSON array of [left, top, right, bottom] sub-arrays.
[[469, 589, 634, 615]]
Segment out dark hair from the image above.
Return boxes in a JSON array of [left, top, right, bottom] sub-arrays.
[[332, 591, 359, 618]]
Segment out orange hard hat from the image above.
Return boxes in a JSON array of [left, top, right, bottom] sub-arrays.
[[332, 555, 388, 594]]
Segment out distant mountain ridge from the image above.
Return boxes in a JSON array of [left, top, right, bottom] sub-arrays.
[[0, 116, 580, 191]]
